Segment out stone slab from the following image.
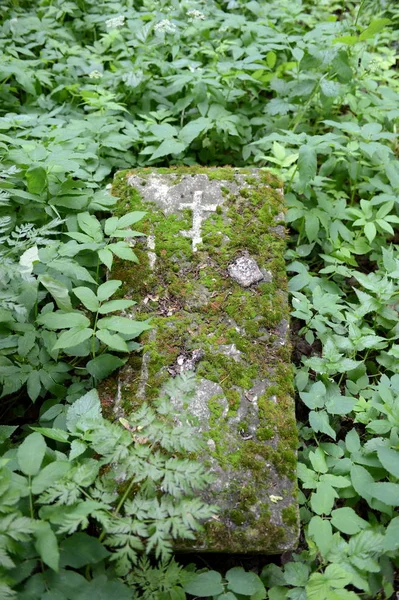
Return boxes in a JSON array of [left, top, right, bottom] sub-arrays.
[[106, 167, 299, 553]]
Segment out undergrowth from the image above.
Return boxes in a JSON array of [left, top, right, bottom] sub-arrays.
[[0, 0, 398, 597]]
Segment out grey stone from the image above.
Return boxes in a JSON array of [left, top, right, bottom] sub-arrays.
[[227, 255, 264, 287], [108, 167, 298, 553]]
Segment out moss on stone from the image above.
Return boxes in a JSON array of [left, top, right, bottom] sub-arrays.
[[105, 166, 298, 553], [282, 504, 298, 527]]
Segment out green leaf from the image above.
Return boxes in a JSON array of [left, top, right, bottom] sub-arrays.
[[320, 79, 340, 98], [308, 516, 333, 558], [325, 395, 357, 415], [26, 166, 48, 194], [53, 326, 94, 350], [333, 35, 359, 45], [104, 216, 119, 236], [266, 51, 277, 68], [310, 482, 336, 515], [330, 507, 369, 535], [98, 299, 136, 314], [86, 354, 125, 380], [283, 562, 309, 587], [150, 139, 186, 161], [0, 425, 17, 443], [298, 145, 317, 184], [32, 461, 71, 494], [350, 464, 374, 502], [117, 211, 147, 229], [39, 275, 73, 312], [77, 212, 103, 242], [70, 440, 87, 460], [309, 410, 336, 439], [37, 311, 90, 330], [34, 521, 59, 572], [368, 482, 399, 506], [226, 567, 265, 595], [66, 389, 102, 433], [377, 447, 399, 478], [345, 429, 360, 453], [366, 419, 391, 434], [95, 329, 129, 352], [17, 432, 46, 476], [309, 447, 328, 473], [364, 222, 376, 243], [27, 371, 41, 402], [383, 516, 399, 552], [97, 280, 122, 302], [73, 287, 99, 312], [184, 571, 224, 597], [359, 18, 391, 41], [60, 533, 110, 568], [30, 427, 69, 443], [97, 316, 152, 337], [268, 588, 289, 600], [108, 243, 138, 262], [324, 563, 351, 588], [99, 248, 113, 269], [179, 117, 211, 145]]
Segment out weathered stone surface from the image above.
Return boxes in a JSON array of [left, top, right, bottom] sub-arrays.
[[106, 167, 299, 553]]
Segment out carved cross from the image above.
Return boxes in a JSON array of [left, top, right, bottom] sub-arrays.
[[180, 190, 219, 252]]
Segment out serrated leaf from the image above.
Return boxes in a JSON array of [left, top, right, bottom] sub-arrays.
[[283, 562, 309, 587], [66, 389, 102, 433], [69, 440, 87, 461]]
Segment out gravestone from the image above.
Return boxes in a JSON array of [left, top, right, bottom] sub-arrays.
[[106, 167, 299, 553]]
